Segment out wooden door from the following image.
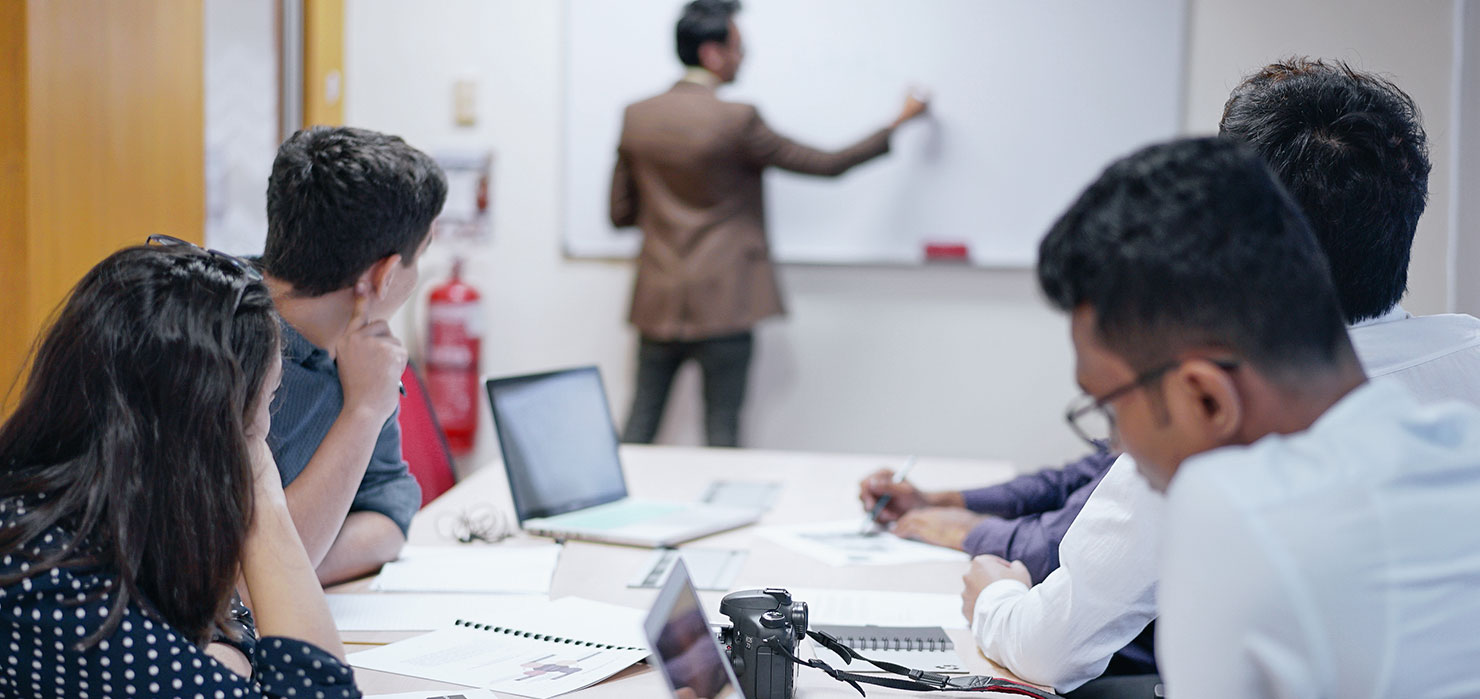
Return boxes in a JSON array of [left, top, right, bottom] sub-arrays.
[[0, 0, 204, 414]]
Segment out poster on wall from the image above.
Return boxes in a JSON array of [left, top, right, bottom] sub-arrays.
[[433, 150, 495, 245]]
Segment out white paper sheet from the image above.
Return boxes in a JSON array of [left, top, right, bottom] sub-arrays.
[[627, 548, 748, 590], [349, 597, 649, 699], [329, 594, 547, 632], [754, 519, 970, 567], [351, 628, 647, 699], [700, 480, 782, 511], [367, 690, 503, 699], [370, 544, 562, 594]]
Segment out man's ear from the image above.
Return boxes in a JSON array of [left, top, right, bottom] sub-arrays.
[[1168, 360, 1243, 445], [697, 42, 725, 74], [363, 254, 404, 300]]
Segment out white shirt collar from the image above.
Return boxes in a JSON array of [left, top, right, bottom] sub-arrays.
[[680, 67, 721, 88], [1350, 303, 1412, 329]]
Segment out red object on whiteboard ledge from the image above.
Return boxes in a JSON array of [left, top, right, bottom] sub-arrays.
[[924, 242, 971, 262], [426, 258, 482, 456]]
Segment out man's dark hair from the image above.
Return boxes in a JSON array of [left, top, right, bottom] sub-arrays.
[[262, 126, 447, 297], [1038, 137, 1352, 379], [1220, 58, 1431, 323], [676, 0, 740, 67]]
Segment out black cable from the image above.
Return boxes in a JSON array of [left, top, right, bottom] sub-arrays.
[[757, 633, 1062, 698]]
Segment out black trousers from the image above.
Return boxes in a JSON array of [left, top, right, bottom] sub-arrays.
[[1064, 675, 1162, 699], [622, 332, 754, 448]]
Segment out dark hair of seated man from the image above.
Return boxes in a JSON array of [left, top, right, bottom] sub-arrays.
[[262, 125, 447, 297], [1219, 57, 1431, 323]]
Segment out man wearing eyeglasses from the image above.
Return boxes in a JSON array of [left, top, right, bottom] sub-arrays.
[[1020, 135, 1480, 697], [957, 61, 1480, 697]]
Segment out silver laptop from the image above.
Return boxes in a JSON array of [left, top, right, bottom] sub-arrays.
[[643, 559, 743, 699], [486, 366, 760, 548]]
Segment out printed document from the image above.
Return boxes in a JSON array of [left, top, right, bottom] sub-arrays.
[[349, 597, 648, 699], [755, 519, 969, 567]]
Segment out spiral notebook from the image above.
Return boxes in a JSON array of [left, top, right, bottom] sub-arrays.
[[349, 597, 649, 699], [810, 624, 967, 673]]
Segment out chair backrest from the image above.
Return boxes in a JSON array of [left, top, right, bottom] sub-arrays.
[[399, 361, 458, 506]]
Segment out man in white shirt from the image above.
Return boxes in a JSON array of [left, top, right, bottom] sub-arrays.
[[1008, 135, 1480, 698], [963, 59, 1480, 695]]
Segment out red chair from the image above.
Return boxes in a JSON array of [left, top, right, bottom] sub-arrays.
[[398, 361, 458, 506]]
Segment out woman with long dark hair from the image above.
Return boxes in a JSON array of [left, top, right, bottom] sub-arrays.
[[0, 241, 358, 697]]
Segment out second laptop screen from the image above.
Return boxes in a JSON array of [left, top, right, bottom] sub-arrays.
[[487, 367, 628, 520]]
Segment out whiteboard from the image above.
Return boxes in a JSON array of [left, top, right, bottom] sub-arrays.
[[563, 0, 1187, 266]]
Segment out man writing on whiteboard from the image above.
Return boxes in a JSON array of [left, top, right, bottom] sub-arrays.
[[610, 0, 928, 447]]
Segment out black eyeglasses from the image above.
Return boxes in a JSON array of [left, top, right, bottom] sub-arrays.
[[1065, 357, 1241, 450], [146, 234, 264, 311]]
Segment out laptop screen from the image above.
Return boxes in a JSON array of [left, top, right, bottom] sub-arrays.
[[643, 560, 742, 699], [485, 367, 629, 521]]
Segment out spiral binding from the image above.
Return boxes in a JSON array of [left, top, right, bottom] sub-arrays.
[[832, 634, 951, 653], [451, 618, 645, 651]]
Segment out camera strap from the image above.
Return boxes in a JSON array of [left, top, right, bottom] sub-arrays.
[[763, 630, 1061, 698]]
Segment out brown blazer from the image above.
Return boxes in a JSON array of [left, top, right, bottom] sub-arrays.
[[611, 81, 893, 341]]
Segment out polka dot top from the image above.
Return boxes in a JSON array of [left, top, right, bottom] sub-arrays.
[[0, 496, 361, 698]]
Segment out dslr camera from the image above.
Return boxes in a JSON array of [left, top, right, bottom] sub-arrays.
[[717, 587, 808, 699]]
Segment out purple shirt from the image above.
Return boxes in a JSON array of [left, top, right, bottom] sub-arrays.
[[960, 450, 1116, 584]]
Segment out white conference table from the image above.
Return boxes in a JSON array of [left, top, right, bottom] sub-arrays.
[[334, 444, 1033, 697]]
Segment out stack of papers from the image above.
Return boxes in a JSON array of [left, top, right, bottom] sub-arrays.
[[370, 544, 562, 594]]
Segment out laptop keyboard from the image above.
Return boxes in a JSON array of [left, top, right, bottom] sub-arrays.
[[548, 501, 686, 530]]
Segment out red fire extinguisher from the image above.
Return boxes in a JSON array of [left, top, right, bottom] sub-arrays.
[[425, 257, 482, 456]]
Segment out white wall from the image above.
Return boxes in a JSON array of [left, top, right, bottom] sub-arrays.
[[1455, 1, 1480, 314], [203, 0, 277, 256], [1183, 0, 1458, 318], [344, 0, 1464, 473]]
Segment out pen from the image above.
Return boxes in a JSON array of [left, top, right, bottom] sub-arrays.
[[863, 455, 918, 532]]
